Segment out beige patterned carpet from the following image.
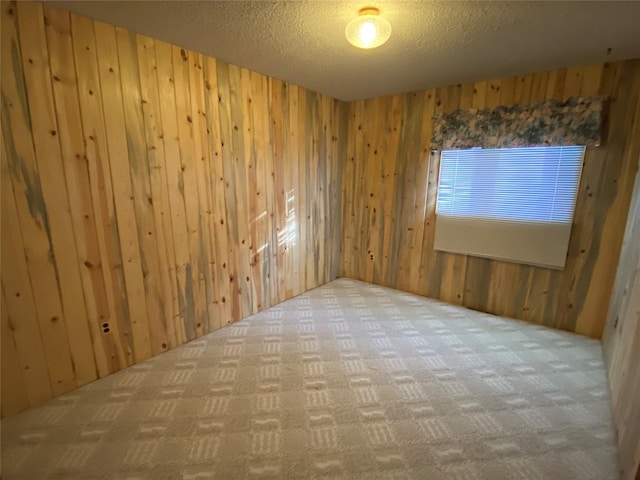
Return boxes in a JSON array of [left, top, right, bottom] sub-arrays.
[[1, 278, 619, 480]]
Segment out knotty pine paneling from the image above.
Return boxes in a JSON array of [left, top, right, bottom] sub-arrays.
[[2, 1, 638, 422], [0, 2, 346, 416], [341, 59, 640, 338], [603, 150, 640, 480]]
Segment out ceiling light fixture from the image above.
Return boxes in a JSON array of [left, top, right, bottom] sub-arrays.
[[345, 7, 391, 49]]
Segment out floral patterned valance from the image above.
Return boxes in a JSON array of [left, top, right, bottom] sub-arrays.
[[431, 96, 607, 150]]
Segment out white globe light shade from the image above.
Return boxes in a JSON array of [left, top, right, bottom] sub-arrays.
[[345, 8, 391, 49]]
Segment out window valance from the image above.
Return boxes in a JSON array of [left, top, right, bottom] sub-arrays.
[[431, 96, 607, 150]]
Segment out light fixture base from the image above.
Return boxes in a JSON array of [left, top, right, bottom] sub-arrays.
[[359, 7, 379, 16]]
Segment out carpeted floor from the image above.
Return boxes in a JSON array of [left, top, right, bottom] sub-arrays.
[[1, 278, 619, 480]]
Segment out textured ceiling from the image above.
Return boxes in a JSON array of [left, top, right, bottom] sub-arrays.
[[49, 1, 640, 101]]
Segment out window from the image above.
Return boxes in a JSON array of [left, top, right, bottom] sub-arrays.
[[434, 145, 585, 269]]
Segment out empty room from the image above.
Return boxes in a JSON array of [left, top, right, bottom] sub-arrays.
[[1, 1, 639, 479]]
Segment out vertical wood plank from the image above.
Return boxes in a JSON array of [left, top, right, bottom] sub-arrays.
[[382, 94, 408, 288], [250, 70, 273, 309], [282, 82, 297, 298], [1, 287, 30, 416], [270, 77, 286, 303], [45, 5, 113, 377], [340, 101, 356, 278], [187, 51, 217, 331], [581, 64, 604, 96], [205, 58, 237, 325], [16, 1, 98, 388], [116, 27, 170, 355], [405, 89, 435, 294], [70, 12, 133, 367], [154, 39, 191, 343], [263, 78, 285, 305], [94, 19, 153, 362], [0, 132, 53, 406], [332, 99, 347, 281], [360, 97, 379, 284], [136, 34, 180, 349], [244, 68, 262, 312], [227, 63, 254, 317], [215, 60, 243, 322], [5, 3, 78, 394], [264, 76, 279, 304], [172, 45, 211, 337], [287, 84, 302, 295], [297, 86, 309, 293], [305, 89, 319, 290], [203, 56, 234, 326], [563, 66, 585, 100]]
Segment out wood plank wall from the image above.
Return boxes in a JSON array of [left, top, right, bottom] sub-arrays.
[[603, 151, 640, 480], [2, 0, 639, 427], [341, 59, 640, 338], [0, 2, 345, 417]]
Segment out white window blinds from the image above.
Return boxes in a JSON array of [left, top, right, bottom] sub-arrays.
[[434, 146, 585, 269]]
